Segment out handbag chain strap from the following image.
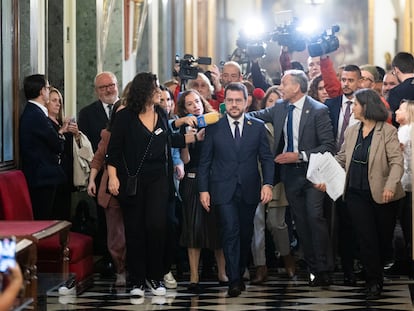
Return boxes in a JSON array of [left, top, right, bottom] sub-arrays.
[[123, 132, 154, 177]]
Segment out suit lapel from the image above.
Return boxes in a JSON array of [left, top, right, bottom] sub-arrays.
[[345, 124, 361, 172], [298, 98, 311, 142], [368, 122, 383, 172]]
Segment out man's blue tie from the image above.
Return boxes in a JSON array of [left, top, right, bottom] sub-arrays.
[[287, 105, 295, 152], [234, 121, 240, 147]]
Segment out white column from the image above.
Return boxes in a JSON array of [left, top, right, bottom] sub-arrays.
[[149, 0, 159, 74], [64, 0, 77, 119]]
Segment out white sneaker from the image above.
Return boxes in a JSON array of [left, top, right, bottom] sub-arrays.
[[163, 271, 177, 289], [130, 285, 145, 297], [146, 279, 166, 296], [115, 273, 126, 286], [58, 285, 76, 295]]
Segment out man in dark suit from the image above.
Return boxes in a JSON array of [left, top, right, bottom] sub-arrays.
[[19, 74, 66, 219], [78, 71, 119, 151], [250, 70, 336, 286], [325, 65, 361, 285], [198, 82, 274, 297], [78, 71, 119, 274], [325, 65, 360, 152], [388, 52, 414, 127]]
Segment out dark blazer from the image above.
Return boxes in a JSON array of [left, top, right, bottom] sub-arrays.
[[388, 77, 414, 126], [198, 115, 274, 205], [78, 100, 109, 152], [325, 95, 343, 139], [250, 95, 336, 159], [19, 102, 66, 187]]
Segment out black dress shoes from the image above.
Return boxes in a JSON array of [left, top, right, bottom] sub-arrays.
[[187, 282, 202, 294], [309, 272, 331, 287], [365, 283, 382, 300], [228, 281, 244, 297], [343, 272, 357, 286]]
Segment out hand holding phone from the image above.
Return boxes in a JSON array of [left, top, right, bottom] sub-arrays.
[[0, 236, 16, 273]]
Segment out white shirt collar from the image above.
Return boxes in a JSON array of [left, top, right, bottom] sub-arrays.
[[226, 114, 245, 126], [29, 100, 48, 117], [291, 95, 306, 110]]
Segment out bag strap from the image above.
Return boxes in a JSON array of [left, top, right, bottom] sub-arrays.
[[123, 132, 154, 177]]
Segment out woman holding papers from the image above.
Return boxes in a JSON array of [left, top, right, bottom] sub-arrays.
[[316, 88, 404, 299]]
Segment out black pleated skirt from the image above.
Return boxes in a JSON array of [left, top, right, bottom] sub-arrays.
[[179, 173, 221, 249]]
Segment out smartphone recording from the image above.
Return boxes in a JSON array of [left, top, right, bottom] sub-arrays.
[[0, 236, 16, 273]]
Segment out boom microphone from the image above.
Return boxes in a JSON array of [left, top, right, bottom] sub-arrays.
[[253, 88, 265, 100]]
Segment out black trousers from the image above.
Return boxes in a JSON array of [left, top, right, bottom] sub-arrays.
[[282, 165, 333, 273], [29, 185, 58, 220], [346, 188, 398, 285], [120, 174, 169, 286]]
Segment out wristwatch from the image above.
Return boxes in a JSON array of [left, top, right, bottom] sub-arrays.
[[298, 152, 303, 161]]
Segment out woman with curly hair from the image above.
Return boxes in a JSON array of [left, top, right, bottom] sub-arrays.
[[106, 72, 201, 298], [308, 74, 330, 104]]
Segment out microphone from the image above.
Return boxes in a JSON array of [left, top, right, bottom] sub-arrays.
[[188, 112, 220, 128], [253, 88, 265, 100], [219, 103, 226, 115]]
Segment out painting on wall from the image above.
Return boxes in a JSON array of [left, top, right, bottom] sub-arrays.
[[259, 0, 370, 78]]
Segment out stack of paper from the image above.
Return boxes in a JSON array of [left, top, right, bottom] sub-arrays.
[[306, 152, 346, 201]]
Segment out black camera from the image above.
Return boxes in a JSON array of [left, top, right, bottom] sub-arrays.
[[175, 54, 212, 80], [307, 25, 340, 57], [271, 18, 307, 52], [235, 31, 267, 59]]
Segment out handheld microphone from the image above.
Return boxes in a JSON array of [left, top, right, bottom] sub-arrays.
[[253, 88, 265, 100], [188, 112, 220, 128], [219, 103, 226, 115]]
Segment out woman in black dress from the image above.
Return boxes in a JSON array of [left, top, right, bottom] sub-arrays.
[[176, 89, 228, 292]]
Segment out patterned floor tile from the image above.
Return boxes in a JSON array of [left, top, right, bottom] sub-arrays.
[[41, 273, 414, 311]]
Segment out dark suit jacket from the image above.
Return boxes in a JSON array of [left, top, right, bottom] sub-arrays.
[[325, 95, 342, 140], [19, 102, 66, 187], [388, 77, 414, 126], [198, 115, 274, 205], [250, 95, 336, 160], [78, 100, 109, 152]]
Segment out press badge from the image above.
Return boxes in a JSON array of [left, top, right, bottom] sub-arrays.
[[155, 128, 163, 135]]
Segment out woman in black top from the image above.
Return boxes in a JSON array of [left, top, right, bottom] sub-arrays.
[[107, 72, 200, 297], [176, 90, 227, 291]]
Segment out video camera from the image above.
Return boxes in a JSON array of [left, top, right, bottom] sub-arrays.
[[270, 18, 307, 52], [233, 18, 341, 61], [175, 54, 212, 80], [235, 31, 267, 60], [307, 25, 340, 57]]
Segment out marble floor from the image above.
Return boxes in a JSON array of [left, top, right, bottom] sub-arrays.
[[43, 270, 414, 311]]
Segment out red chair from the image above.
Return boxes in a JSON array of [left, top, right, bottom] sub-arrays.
[[0, 170, 94, 293]]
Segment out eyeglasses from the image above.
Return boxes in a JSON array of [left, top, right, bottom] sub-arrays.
[[360, 76, 374, 83], [351, 144, 370, 164], [97, 83, 116, 91]]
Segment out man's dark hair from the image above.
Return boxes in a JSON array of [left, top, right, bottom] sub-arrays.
[[355, 88, 389, 121], [343, 64, 361, 78], [23, 74, 47, 100], [392, 52, 414, 73], [224, 82, 248, 100], [376, 66, 386, 82]]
